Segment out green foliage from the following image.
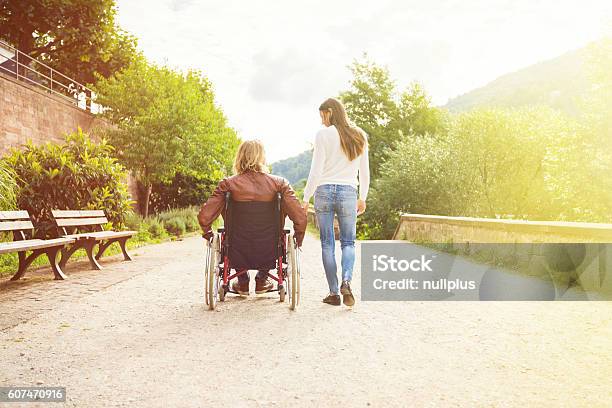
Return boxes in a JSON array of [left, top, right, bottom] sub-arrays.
[[340, 56, 446, 177], [357, 41, 612, 239], [124, 207, 199, 241], [0, 161, 17, 211], [163, 217, 186, 237], [149, 172, 217, 214], [0, 0, 138, 86], [292, 178, 307, 201], [271, 150, 313, 184], [362, 105, 612, 239], [92, 59, 240, 216], [146, 218, 167, 239], [156, 207, 200, 234], [449, 108, 557, 218], [3, 129, 133, 238], [361, 134, 471, 238]]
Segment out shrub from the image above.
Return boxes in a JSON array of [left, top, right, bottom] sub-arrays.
[[163, 216, 186, 237], [4, 128, 133, 238], [156, 207, 200, 234], [146, 217, 167, 238], [0, 161, 17, 211], [124, 211, 142, 231]]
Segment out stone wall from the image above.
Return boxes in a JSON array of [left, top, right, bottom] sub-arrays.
[[392, 214, 612, 295], [0, 72, 111, 154], [393, 214, 612, 243]]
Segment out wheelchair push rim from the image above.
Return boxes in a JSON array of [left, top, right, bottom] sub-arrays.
[[205, 233, 221, 310], [287, 233, 300, 310]]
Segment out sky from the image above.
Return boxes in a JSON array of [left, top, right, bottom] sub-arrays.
[[115, 0, 611, 162]]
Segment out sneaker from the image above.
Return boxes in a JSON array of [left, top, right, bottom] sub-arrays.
[[340, 281, 355, 306], [232, 280, 249, 296], [255, 278, 274, 294], [322, 294, 341, 306]]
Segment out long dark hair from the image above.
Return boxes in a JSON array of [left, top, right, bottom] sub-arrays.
[[319, 98, 366, 161]]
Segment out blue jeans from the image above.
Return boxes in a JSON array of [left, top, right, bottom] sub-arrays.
[[314, 184, 357, 295]]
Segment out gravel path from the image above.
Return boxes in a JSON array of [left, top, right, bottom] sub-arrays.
[[0, 233, 611, 407]]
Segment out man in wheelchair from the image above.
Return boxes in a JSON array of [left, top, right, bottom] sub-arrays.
[[198, 140, 306, 296]]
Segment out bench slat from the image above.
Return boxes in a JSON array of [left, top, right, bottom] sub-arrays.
[[0, 211, 30, 220], [0, 220, 34, 232], [55, 217, 108, 227], [63, 230, 137, 240], [52, 210, 105, 218], [0, 237, 75, 255]]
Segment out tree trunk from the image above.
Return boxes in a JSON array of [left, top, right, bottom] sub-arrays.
[[135, 180, 153, 218], [142, 183, 152, 218]]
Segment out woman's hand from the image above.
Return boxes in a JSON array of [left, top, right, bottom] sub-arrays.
[[357, 199, 366, 215], [302, 201, 310, 213]]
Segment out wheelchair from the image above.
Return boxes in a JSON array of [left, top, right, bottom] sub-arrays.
[[204, 192, 301, 310]]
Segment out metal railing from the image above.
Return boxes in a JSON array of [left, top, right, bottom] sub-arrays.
[[0, 39, 102, 114]]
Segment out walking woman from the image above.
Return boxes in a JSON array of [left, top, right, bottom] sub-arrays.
[[302, 98, 370, 306]]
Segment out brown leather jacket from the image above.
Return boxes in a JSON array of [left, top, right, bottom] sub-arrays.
[[198, 171, 307, 246]]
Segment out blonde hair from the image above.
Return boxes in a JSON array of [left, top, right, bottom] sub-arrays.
[[233, 139, 269, 175], [319, 97, 366, 161]]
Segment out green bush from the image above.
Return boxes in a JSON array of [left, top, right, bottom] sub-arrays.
[[3, 129, 133, 238], [146, 217, 167, 238], [124, 211, 142, 231], [0, 161, 17, 211], [163, 216, 186, 237], [156, 207, 200, 234]]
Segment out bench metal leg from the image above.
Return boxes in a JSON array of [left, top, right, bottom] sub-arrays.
[[95, 238, 132, 262], [118, 237, 132, 261], [10, 250, 36, 281], [46, 246, 68, 280], [10, 248, 65, 281], [59, 244, 80, 269], [83, 240, 102, 270], [95, 240, 113, 260]]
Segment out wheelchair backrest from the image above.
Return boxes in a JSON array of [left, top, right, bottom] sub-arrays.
[[224, 192, 282, 270]]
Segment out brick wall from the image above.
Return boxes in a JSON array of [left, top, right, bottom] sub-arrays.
[[0, 72, 111, 154], [0, 73, 139, 202]]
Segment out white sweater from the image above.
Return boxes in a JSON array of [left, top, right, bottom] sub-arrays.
[[303, 125, 370, 203]]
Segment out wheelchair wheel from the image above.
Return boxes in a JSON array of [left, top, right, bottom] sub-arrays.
[[288, 233, 300, 310], [279, 285, 286, 302], [205, 233, 221, 310]]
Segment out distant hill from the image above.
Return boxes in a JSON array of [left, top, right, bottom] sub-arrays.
[[271, 149, 312, 184], [444, 47, 592, 115]]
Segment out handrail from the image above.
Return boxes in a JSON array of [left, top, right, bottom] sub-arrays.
[[0, 38, 103, 114]]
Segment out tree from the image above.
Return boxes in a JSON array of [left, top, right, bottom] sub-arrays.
[[339, 56, 446, 177], [92, 60, 240, 217], [396, 82, 447, 138], [339, 57, 400, 178], [0, 0, 137, 86], [449, 108, 559, 219], [361, 134, 471, 239]]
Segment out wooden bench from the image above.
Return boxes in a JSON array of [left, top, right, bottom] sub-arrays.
[[52, 210, 136, 270], [0, 211, 75, 280]]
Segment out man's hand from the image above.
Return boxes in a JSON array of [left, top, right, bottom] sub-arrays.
[[357, 199, 366, 215], [302, 201, 310, 213], [202, 230, 214, 242]]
